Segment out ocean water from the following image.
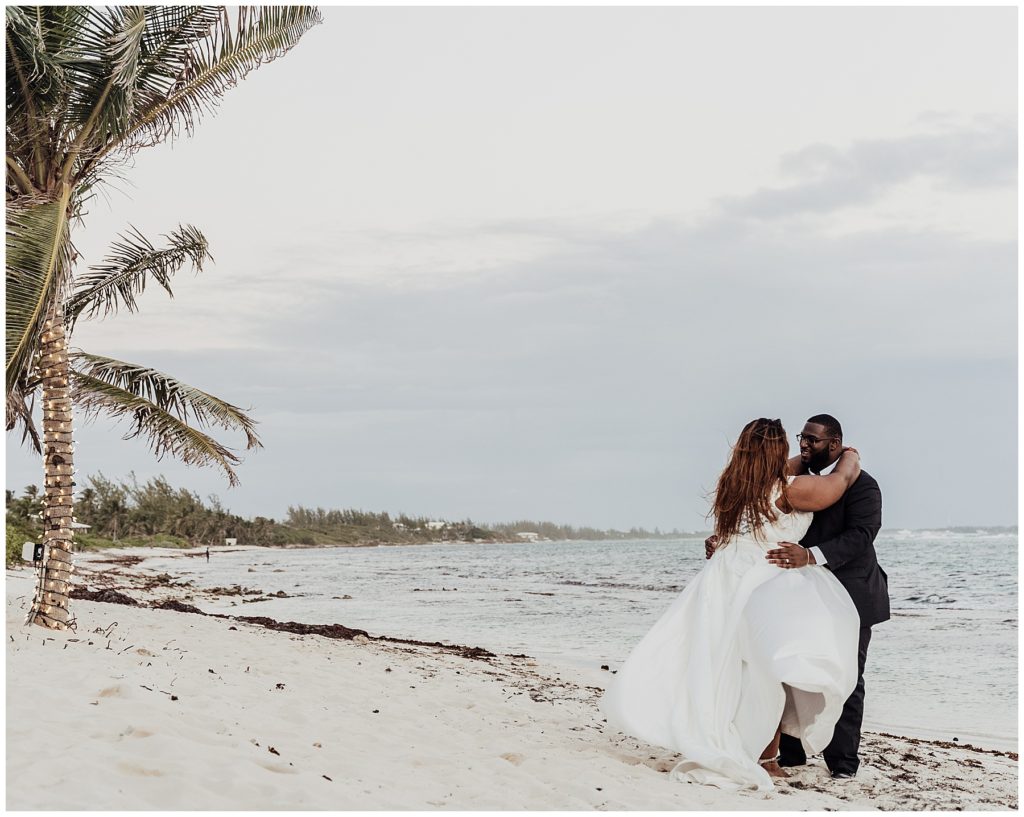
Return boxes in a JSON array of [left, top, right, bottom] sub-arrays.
[[125, 530, 1018, 750]]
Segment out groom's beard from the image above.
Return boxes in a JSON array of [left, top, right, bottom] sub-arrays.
[[807, 451, 836, 474]]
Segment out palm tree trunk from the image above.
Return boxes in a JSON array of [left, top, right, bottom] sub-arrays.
[[27, 306, 76, 630]]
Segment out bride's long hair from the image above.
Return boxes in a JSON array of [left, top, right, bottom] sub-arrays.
[[711, 418, 790, 544]]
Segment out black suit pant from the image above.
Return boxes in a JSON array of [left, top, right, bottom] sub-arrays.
[[780, 625, 872, 775]]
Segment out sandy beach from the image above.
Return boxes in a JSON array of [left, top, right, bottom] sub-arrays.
[[6, 548, 1018, 811]]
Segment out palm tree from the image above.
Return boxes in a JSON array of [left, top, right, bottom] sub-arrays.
[[6, 6, 322, 629]]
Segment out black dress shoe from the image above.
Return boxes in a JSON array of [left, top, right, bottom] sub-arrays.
[[830, 770, 856, 779], [777, 757, 805, 768]]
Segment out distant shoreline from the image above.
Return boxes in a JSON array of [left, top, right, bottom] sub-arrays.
[[6, 525, 1017, 570], [82, 524, 1018, 552], [28, 525, 1013, 562]]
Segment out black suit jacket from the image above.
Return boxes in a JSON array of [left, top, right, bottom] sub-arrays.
[[799, 470, 890, 628]]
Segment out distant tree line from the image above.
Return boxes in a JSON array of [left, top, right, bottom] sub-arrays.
[[283, 505, 495, 544], [6, 474, 288, 551], [6, 473, 690, 563]]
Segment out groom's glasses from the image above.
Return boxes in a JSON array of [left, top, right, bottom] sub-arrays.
[[796, 434, 835, 445]]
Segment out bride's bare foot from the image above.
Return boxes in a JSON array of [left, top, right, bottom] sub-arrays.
[[759, 758, 789, 779]]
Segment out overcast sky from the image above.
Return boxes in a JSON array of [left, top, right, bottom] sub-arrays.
[[6, 6, 1017, 531]]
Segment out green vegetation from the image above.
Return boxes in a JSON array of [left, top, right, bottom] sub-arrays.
[[6, 487, 41, 565], [5, 473, 688, 564], [7, 518, 39, 566]]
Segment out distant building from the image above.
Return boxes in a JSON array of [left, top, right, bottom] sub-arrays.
[[516, 531, 540, 542], [425, 521, 446, 530], [393, 523, 407, 530], [225, 538, 237, 546]]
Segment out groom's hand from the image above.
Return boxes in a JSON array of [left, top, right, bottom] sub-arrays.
[[704, 535, 718, 559], [766, 541, 815, 569]]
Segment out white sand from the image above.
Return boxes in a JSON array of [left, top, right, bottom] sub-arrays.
[[6, 553, 1018, 810]]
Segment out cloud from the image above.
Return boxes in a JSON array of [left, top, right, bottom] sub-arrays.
[[111, 203, 1014, 427], [31, 121, 1019, 530], [721, 118, 1016, 220]]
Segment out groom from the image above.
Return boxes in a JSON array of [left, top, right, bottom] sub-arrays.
[[705, 413, 889, 779]]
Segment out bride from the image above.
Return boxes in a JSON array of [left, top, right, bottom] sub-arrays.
[[601, 417, 861, 791]]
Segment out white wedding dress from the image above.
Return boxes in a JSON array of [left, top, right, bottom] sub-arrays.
[[601, 478, 859, 791]]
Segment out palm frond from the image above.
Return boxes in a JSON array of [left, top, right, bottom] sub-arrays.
[[134, 7, 222, 98], [65, 223, 211, 325], [5, 8, 76, 111], [5, 7, 80, 191], [72, 369, 245, 487], [58, 6, 142, 179], [94, 6, 321, 164], [70, 350, 262, 452], [5, 374, 42, 454], [107, 6, 147, 91], [5, 189, 74, 393], [31, 7, 219, 188]]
